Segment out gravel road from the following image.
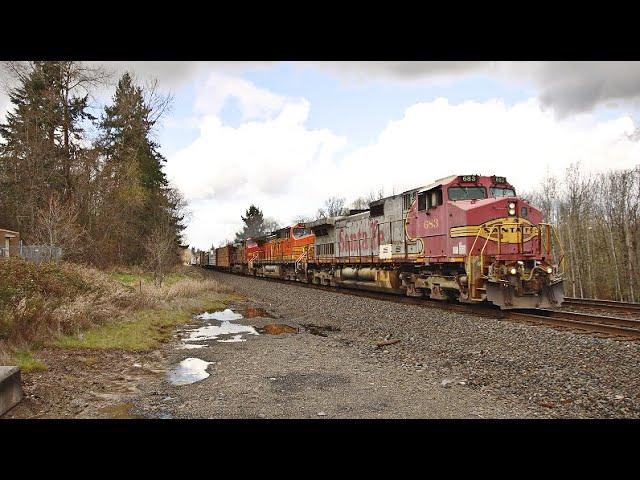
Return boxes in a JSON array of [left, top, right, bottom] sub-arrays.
[[8, 270, 637, 419], [167, 271, 637, 419]]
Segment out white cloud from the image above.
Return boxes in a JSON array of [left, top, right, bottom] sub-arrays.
[[0, 92, 9, 123], [171, 87, 640, 248], [165, 73, 347, 248], [337, 98, 639, 200], [194, 72, 287, 120]]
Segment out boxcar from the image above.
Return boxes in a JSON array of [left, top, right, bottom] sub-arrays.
[[208, 248, 217, 267], [216, 245, 234, 269]]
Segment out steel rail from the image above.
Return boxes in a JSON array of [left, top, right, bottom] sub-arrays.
[[563, 297, 640, 313], [206, 268, 640, 340]]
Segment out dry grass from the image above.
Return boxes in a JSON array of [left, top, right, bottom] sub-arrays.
[[0, 260, 227, 361]]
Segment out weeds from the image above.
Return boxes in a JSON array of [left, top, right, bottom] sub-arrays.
[[0, 260, 227, 358], [11, 349, 48, 372]]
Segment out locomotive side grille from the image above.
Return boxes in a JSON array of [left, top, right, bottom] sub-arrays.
[[317, 243, 334, 256]]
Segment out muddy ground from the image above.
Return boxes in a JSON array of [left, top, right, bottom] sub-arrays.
[[3, 302, 532, 419], [6, 270, 637, 419]]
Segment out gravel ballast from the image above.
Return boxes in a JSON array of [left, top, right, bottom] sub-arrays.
[[205, 271, 640, 418]]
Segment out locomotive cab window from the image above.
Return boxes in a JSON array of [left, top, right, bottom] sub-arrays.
[[403, 192, 416, 211], [418, 192, 427, 211], [293, 227, 311, 239], [419, 188, 442, 210], [428, 188, 443, 208], [448, 186, 487, 201], [490, 187, 516, 197]]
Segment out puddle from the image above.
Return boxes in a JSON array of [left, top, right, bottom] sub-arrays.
[[257, 324, 299, 335], [167, 358, 213, 386], [242, 306, 273, 318], [301, 323, 341, 337], [196, 309, 244, 321], [176, 307, 272, 349], [99, 402, 142, 419], [182, 308, 260, 345], [185, 322, 259, 342]]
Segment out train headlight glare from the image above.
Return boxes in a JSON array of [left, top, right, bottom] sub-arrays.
[[509, 208, 516, 215], [508, 202, 516, 209], [510, 267, 517, 275], [547, 267, 553, 274]]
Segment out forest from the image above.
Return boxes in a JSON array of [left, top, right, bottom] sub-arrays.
[[524, 164, 639, 301], [0, 61, 186, 273]]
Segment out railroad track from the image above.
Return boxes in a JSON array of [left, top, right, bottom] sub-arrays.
[[563, 296, 640, 314], [208, 269, 640, 340], [507, 309, 640, 339]]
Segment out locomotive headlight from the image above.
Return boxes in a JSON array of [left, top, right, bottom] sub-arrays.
[[509, 202, 516, 209], [510, 267, 517, 275]]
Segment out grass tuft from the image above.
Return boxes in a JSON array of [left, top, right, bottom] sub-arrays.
[[12, 349, 48, 372], [54, 295, 228, 351]]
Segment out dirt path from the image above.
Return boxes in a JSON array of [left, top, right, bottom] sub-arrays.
[[143, 302, 536, 418], [5, 270, 551, 419]]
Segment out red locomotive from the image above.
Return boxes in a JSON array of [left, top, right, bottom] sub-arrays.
[[208, 174, 565, 309]]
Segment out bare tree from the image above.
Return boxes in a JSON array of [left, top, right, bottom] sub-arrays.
[[350, 187, 385, 210], [31, 194, 86, 259], [526, 163, 640, 302], [143, 221, 178, 287], [316, 196, 347, 219]]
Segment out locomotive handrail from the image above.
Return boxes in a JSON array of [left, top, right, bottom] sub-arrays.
[[467, 220, 564, 301], [538, 222, 566, 276], [295, 246, 309, 273]]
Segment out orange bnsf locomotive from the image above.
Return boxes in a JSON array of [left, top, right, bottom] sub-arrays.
[[209, 174, 565, 309]]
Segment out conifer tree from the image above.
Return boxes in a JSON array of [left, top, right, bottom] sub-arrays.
[[95, 72, 180, 265], [235, 205, 269, 241], [0, 61, 98, 236]]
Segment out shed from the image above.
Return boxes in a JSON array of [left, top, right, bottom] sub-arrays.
[[0, 228, 20, 258]]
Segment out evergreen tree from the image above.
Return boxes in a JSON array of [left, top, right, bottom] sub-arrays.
[[235, 205, 270, 241], [94, 72, 180, 265], [0, 61, 97, 237]]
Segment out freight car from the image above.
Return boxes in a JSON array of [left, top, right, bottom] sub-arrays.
[[210, 174, 565, 309], [207, 247, 217, 267], [216, 244, 234, 270]]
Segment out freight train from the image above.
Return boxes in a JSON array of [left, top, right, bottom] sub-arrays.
[[203, 174, 565, 309]]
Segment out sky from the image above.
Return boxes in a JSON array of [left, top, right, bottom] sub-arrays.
[[2, 61, 640, 249]]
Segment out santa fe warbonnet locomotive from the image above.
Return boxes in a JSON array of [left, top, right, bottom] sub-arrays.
[[205, 174, 565, 309]]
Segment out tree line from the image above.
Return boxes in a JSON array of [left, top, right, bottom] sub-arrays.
[[0, 61, 186, 271], [524, 163, 639, 301]]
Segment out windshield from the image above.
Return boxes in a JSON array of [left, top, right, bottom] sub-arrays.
[[293, 228, 311, 239], [490, 187, 516, 197], [448, 186, 487, 201]]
